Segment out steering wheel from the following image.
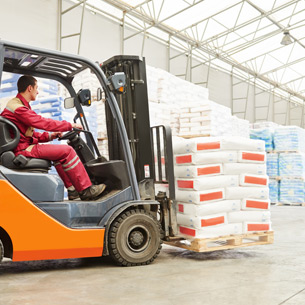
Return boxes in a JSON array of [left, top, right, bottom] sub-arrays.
[[58, 129, 80, 141]]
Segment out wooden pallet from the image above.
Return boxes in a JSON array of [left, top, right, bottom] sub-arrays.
[[276, 202, 305, 206], [165, 231, 274, 253], [180, 134, 211, 139]]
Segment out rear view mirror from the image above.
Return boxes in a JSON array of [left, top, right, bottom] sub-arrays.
[[64, 97, 75, 109]]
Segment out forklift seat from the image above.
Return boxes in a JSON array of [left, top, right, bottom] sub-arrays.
[[0, 116, 51, 172]]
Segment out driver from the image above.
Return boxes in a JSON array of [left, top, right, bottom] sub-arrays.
[[0, 75, 106, 201]]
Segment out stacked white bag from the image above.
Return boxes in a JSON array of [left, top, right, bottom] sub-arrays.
[[174, 136, 271, 239]]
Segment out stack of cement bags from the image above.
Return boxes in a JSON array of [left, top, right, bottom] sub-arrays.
[[173, 136, 271, 238]]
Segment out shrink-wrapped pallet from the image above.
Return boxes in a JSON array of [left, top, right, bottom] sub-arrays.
[[278, 153, 305, 179]]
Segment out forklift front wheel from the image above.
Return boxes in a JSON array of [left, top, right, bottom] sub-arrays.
[[109, 209, 162, 266], [0, 239, 3, 263]]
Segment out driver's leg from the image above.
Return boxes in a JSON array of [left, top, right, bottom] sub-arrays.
[[20, 144, 106, 200]]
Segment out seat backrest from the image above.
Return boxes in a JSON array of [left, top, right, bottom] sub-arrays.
[[0, 116, 20, 155]]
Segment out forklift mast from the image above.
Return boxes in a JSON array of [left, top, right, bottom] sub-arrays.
[[101, 56, 175, 201], [101, 56, 177, 237]]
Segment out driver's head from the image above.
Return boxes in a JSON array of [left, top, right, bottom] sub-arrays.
[[17, 75, 39, 102]]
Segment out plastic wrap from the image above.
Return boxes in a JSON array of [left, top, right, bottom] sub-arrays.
[[268, 179, 279, 203], [278, 153, 305, 178], [279, 179, 305, 204], [274, 126, 305, 152], [266, 153, 278, 178], [250, 128, 273, 152]]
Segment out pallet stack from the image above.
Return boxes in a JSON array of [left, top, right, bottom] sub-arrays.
[[173, 136, 272, 241], [251, 123, 305, 205], [275, 126, 305, 205]]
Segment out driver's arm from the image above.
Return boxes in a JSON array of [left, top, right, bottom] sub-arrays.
[[14, 106, 72, 132]]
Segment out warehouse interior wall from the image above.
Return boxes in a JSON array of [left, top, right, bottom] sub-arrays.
[[0, 0, 301, 126]]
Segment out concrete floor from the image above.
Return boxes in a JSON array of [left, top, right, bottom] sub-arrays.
[[1, 206, 305, 305]]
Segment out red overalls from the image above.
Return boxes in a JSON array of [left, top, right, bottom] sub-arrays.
[[0, 94, 92, 192]]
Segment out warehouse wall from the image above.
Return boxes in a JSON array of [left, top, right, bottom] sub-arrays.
[[0, 0, 299, 126]]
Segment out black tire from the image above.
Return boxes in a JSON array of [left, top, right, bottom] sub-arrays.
[[0, 239, 3, 263], [109, 209, 162, 266]]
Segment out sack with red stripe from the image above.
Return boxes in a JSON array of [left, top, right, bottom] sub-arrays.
[[223, 163, 266, 175], [176, 188, 225, 204], [225, 186, 269, 200], [178, 200, 241, 216], [240, 174, 269, 187], [178, 223, 243, 239], [175, 151, 237, 166], [238, 151, 266, 163], [173, 136, 265, 155], [174, 164, 223, 178], [228, 211, 271, 223], [243, 222, 272, 233], [176, 175, 238, 191], [241, 198, 270, 210], [177, 213, 227, 229]]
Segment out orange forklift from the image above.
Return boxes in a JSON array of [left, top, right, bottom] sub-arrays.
[[0, 40, 177, 266]]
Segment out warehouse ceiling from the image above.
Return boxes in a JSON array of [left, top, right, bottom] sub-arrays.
[[70, 0, 305, 103]]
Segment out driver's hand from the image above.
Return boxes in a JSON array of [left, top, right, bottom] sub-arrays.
[[51, 132, 63, 140], [71, 123, 83, 130]]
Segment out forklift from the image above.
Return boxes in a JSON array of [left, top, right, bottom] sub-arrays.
[[0, 40, 177, 266]]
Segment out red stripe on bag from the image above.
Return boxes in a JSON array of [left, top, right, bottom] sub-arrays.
[[179, 226, 196, 237], [177, 180, 194, 189], [200, 191, 223, 202], [201, 216, 225, 227], [178, 204, 184, 213], [242, 152, 265, 162], [197, 142, 221, 151], [246, 200, 269, 210], [176, 155, 192, 164], [247, 223, 270, 231], [244, 176, 267, 186], [197, 165, 221, 176]]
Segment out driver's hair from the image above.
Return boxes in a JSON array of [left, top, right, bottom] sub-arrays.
[[17, 75, 37, 93]]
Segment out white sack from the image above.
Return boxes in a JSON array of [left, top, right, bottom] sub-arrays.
[[238, 151, 266, 163], [241, 198, 270, 211], [243, 222, 272, 233], [174, 164, 223, 178], [178, 200, 241, 216], [228, 211, 271, 223], [175, 151, 237, 165], [176, 175, 238, 191], [225, 187, 269, 200], [178, 223, 243, 239], [177, 213, 227, 229], [223, 163, 266, 175], [173, 136, 265, 155], [240, 174, 269, 187], [176, 188, 225, 204]]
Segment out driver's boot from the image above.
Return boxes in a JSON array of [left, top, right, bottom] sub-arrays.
[[79, 184, 106, 201]]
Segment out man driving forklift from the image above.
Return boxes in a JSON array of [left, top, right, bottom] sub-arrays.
[[0, 75, 106, 201]]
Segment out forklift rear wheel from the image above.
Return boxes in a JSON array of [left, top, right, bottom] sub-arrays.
[[109, 209, 162, 266], [0, 239, 3, 263]]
